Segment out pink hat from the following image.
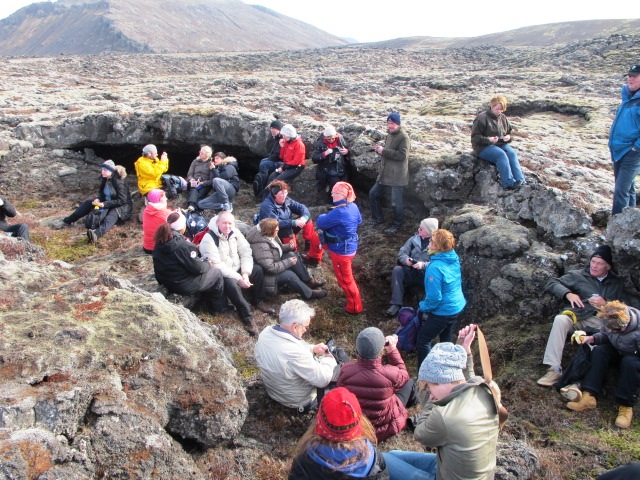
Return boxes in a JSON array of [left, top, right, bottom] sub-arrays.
[[147, 189, 164, 203], [332, 182, 356, 203]]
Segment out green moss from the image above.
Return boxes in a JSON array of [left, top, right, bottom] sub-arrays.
[[31, 232, 96, 262], [597, 427, 640, 458], [232, 353, 259, 379]]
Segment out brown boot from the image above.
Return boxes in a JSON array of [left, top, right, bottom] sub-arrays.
[[306, 277, 326, 289], [243, 319, 258, 337], [310, 289, 328, 299], [615, 406, 633, 429], [255, 301, 275, 315], [567, 391, 597, 412]]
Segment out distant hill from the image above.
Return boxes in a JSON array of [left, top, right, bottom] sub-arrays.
[[364, 19, 640, 49], [0, 0, 348, 55]]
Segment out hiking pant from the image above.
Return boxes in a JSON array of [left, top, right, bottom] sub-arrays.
[[64, 199, 119, 238], [390, 265, 425, 306], [582, 343, 640, 407], [197, 179, 236, 211], [369, 182, 404, 228], [417, 311, 461, 370], [542, 314, 600, 369], [0, 223, 30, 242], [216, 264, 266, 322], [328, 250, 362, 314], [277, 252, 314, 299], [280, 220, 323, 263], [612, 149, 640, 215], [187, 185, 211, 207], [268, 165, 305, 185]]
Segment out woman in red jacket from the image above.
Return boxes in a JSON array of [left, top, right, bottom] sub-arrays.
[[338, 327, 417, 442], [268, 124, 306, 185], [142, 189, 172, 254]]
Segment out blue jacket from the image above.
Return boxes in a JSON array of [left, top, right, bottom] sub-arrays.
[[609, 85, 640, 162], [258, 193, 310, 239], [419, 249, 466, 316], [315, 200, 361, 255]]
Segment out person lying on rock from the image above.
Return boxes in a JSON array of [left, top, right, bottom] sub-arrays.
[[135, 144, 169, 198], [0, 194, 30, 241], [196, 152, 239, 213], [185, 145, 214, 210]]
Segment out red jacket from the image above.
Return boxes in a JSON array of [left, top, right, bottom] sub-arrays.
[[337, 348, 410, 441], [279, 137, 306, 167], [142, 203, 172, 251]]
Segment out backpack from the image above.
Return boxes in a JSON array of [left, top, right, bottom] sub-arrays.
[[252, 171, 270, 197], [184, 210, 207, 241], [395, 307, 423, 353], [85, 208, 108, 230], [162, 174, 187, 199]]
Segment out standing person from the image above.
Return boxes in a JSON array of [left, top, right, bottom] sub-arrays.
[[254, 299, 339, 411], [59, 160, 132, 243], [416, 229, 466, 370], [369, 113, 410, 235], [185, 145, 214, 210], [267, 124, 306, 185], [134, 144, 169, 197], [197, 152, 239, 212], [316, 181, 363, 314], [0, 195, 30, 241], [257, 180, 324, 267], [289, 387, 390, 480], [338, 327, 416, 442], [471, 95, 526, 190], [537, 245, 625, 387], [386, 218, 438, 316], [142, 189, 172, 254], [199, 212, 274, 336], [152, 212, 225, 313], [609, 64, 640, 215], [383, 326, 500, 480], [311, 125, 350, 197], [258, 120, 284, 175], [566, 301, 640, 429]]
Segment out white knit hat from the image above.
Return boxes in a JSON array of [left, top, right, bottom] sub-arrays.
[[323, 125, 337, 137], [280, 124, 297, 138], [418, 342, 466, 384]]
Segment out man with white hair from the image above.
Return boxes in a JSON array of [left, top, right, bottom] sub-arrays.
[[134, 144, 169, 197], [254, 299, 339, 411]]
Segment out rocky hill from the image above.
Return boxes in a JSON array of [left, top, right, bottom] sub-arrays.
[[0, 0, 348, 55]]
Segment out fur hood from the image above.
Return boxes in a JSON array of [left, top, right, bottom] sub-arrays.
[[114, 165, 127, 179]]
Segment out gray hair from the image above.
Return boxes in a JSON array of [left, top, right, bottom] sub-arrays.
[[142, 144, 157, 156], [279, 299, 315, 327]]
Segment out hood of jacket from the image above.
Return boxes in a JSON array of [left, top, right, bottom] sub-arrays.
[[155, 233, 183, 255], [430, 249, 459, 265]]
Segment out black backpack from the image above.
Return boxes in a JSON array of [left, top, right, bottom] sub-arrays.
[[252, 171, 270, 197]]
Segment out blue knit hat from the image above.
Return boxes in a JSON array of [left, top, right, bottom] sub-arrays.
[[387, 112, 401, 125], [419, 342, 467, 384]]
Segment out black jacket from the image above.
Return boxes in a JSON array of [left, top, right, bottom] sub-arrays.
[[98, 170, 133, 221], [0, 196, 18, 228], [289, 448, 389, 480], [311, 134, 349, 181], [211, 158, 240, 192], [152, 233, 211, 295], [266, 133, 283, 162]]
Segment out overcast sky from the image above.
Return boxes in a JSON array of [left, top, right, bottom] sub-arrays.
[[0, 0, 638, 43]]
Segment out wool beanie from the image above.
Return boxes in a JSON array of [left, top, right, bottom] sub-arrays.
[[142, 144, 157, 155], [323, 125, 337, 137], [332, 181, 356, 203], [270, 120, 284, 130], [280, 124, 297, 138], [147, 189, 164, 204], [591, 245, 613, 268], [356, 327, 385, 359], [315, 387, 362, 442], [420, 218, 439, 236], [419, 342, 467, 384], [169, 212, 186, 232], [101, 160, 116, 173], [387, 112, 401, 125]]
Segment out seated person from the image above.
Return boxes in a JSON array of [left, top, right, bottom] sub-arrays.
[[134, 144, 169, 198], [245, 218, 327, 300], [288, 387, 389, 479], [199, 212, 274, 336], [142, 189, 172, 254], [185, 145, 214, 210], [257, 180, 323, 267], [386, 218, 438, 317], [258, 120, 283, 174], [338, 327, 416, 442], [59, 160, 132, 243], [537, 245, 625, 387], [267, 124, 306, 185], [311, 124, 350, 197], [254, 299, 339, 411], [0, 195, 30, 241], [197, 152, 239, 212]]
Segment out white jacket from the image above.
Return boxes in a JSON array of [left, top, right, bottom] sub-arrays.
[[254, 325, 338, 409], [199, 218, 253, 281]]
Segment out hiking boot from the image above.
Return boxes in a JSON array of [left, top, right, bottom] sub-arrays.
[[306, 278, 326, 289], [386, 304, 401, 316], [310, 289, 328, 299], [615, 406, 633, 429], [243, 319, 258, 337], [254, 301, 275, 315], [560, 384, 582, 402], [302, 255, 320, 268], [567, 391, 597, 412], [222, 202, 233, 212], [384, 226, 400, 235], [366, 219, 384, 227], [86, 229, 98, 243], [537, 368, 562, 387]]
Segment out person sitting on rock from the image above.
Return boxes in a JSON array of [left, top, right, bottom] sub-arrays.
[[0, 195, 30, 242], [386, 218, 438, 317], [152, 211, 225, 313], [338, 327, 417, 442], [134, 144, 169, 198], [142, 189, 173, 254], [254, 299, 339, 411], [199, 211, 274, 336], [245, 218, 328, 301], [311, 124, 350, 198], [185, 145, 215, 210], [58, 160, 132, 243], [257, 180, 323, 267], [566, 300, 640, 430], [258, 120, 284, 175], [267, 124, 306, 186], [537, 245, 626, 387], [197, 152, 239, 213]]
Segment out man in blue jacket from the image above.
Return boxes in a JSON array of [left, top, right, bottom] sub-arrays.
[[609, 63, 640, 215]]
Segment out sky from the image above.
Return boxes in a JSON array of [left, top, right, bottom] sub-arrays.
[[0, 0, 638, 43]]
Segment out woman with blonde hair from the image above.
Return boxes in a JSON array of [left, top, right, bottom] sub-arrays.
[[289, 387, 389, 479], [416, 229, 466, 370]]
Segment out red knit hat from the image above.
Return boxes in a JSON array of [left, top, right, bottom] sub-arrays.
[[315, 387, 362, 442]]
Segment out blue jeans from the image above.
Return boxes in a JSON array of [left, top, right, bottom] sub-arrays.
[[258, 158, 282, 174], [417, 311, 461, 371], [478, 144, 524, 188], [382, 450, 437, 480], [612, 149, 640, 215], [197, 178, 236, 210], [369, 182, 404, 227]]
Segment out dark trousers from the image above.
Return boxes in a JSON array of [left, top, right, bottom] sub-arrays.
[[369, 182, 404, 228], [217, 264, 266, 322], [187, 185, 211, 207], [582, 343, 640, 407], [277, 252, 313, 299], [64, 199, 119, 238], [390, 265, 425, 306], [0, 223, 30, 242], [396, 378, 418, 408], [417, 311, 461, 370], [268, 166, 305, 185], [197, 268, 225, 311]]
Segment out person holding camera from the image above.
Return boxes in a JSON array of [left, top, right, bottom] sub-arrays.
[[386, 218, 438, 317], [311, 124, 350, 199], [134, 144, 169, 198], [0, 195, 30, 241], [338, 327, 417, 442], [185, 145, 214, 210], [254, 299, 342, 411], [471, 95, 526, 190]]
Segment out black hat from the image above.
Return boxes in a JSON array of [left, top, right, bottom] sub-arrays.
[[625, 64, 640, 77], [591, 245, 613, 268], [270, 120, 284, 130]]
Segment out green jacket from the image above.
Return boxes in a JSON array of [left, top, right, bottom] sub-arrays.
[[377, 127, 410, 186]]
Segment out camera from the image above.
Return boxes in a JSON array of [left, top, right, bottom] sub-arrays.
[[409, 258, 417, 265], [326, 338, 337, 355]]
